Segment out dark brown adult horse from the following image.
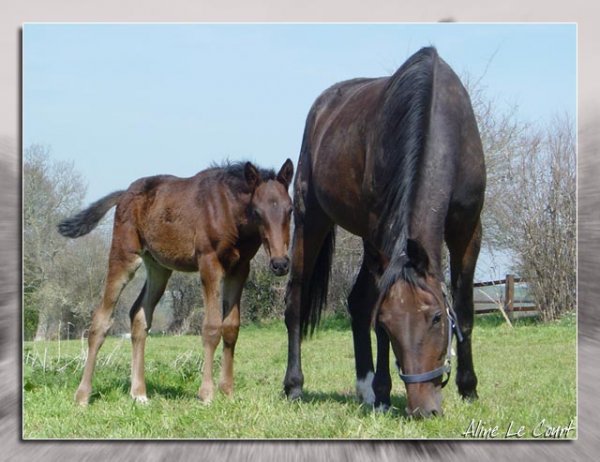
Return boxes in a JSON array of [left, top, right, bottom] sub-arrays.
[[283, 47, 485, 417], [58, 160, 294, 405]]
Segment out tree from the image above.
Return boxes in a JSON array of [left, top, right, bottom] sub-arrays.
[[166, 272, 203, 334], [24, 144, 88, 339], [489, 115, 575, 319]]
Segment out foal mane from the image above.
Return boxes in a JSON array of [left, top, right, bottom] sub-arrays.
[[210, 160, 276, 195], [375, 46, 438, 295]]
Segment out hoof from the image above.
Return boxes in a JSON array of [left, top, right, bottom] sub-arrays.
[[197, 387, 214, 404], [132, 395, 149, 404], [218, 382, 234, 398], [374, 403, 391, 413], [74, 388, 90, 406], [285, 386, 303, 401], [461, 389, 479, 402]]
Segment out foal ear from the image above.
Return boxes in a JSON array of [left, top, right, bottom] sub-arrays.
[[406, 238, 430, 275], [276, 158, 294, 189], [244, 162, 261, 190]]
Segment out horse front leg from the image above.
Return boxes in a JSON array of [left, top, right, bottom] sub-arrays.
[[197, 253, 225, 403], [373, 322, 392, 411], [447, 218, 482, 401], [347, 255, 377, 406], [219, 260, 250, 398]]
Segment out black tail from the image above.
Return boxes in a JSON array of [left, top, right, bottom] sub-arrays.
[[57, 190, 124, 238], [301, 227, 336, 338]]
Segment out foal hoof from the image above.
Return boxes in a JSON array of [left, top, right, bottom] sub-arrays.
[[219, 384, 234, 398], [132, 395, 149, 405], [74, 389, 90, 406], [197, 388, 214, 404]]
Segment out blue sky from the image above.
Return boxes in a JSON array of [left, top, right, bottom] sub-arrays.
[[23, 23, 576, 279]]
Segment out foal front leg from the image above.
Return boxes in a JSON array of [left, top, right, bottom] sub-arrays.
[[219, 261, 250, 398], [198, 253, 225, 403]]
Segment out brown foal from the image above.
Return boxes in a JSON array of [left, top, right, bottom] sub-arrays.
[[58, 159, 294, 405]]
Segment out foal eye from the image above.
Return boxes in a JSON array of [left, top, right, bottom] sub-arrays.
[[432, 312, 442, 325]]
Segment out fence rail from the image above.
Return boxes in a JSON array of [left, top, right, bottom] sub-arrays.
[[473, 274, 538, 320]]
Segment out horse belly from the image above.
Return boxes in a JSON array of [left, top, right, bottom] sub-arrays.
[[139, 205, 201, 272], [312, 158, 370, 237], [142, 229, 199, 272]]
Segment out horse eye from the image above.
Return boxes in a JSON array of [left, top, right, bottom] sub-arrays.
[[286, 207, 293, 217], [432, 312, 442, 325], [253, 209, 262, 220]]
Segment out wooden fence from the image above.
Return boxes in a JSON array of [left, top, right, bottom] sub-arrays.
[[473, 275, 538, 321]]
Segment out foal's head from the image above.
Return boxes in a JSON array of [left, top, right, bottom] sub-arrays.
[[377, 239, 449, 418], [245, 159, 294, 276]]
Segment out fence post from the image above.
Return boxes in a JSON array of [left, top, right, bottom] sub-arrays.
[[505, 274, 515, 321]]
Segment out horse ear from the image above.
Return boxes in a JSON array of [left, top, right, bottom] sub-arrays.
[[276, 158, 294, 189], [244, 162, 260, 190], [406, 238, 429, 275]]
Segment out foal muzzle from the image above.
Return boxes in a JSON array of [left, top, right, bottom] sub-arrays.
[[270, 257, 290, 276]]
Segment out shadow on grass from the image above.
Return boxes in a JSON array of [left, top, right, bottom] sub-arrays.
[[88, 378, 195, 404], [300, 389, 409, 418]]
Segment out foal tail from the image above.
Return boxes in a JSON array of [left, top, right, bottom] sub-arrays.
[[301, 227, 336, 338], [57, 190, 125, 238]]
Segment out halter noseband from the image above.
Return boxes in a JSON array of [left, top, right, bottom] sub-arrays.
[[397, 283, 463, 388]]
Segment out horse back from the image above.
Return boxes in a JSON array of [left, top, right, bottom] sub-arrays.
[[298, 77, 387, 236]]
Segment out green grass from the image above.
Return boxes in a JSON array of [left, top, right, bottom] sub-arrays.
[[22, 313, 576, 439]]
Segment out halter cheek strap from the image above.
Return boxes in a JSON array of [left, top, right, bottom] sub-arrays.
[[397, 284, 463, 388]]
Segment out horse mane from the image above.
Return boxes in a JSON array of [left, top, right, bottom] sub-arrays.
[[375, 46, 438, 294], [210, 160, 276, 194]]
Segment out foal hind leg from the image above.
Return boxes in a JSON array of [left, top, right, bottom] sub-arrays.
[[197, 253, 225, 403], [218, 260, 250, 398], [75, 235, 142, 405], [129, 257, 172, 403], [446, 218, 482, 401]]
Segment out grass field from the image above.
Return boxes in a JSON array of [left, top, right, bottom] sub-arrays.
[[22, 313, 576, 439]]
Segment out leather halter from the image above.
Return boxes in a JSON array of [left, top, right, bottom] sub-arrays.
[[397, 284, 463, 388]]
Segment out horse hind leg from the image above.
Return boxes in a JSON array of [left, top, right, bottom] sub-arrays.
[[218, 261, 250, 398], [75, 241, 142, 405], [129, 257, 172, 403], [283, 207, 333, 401], [446, 217, 482, 401]]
